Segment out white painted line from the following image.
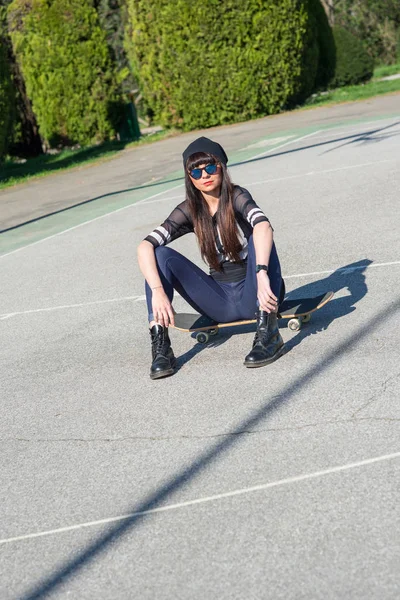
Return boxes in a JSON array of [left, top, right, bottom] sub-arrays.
[[95, 158, 398, 212], [0, 450, 398, 546], [136, 193, 182, 207], [250, 130, 322, 160], [301, 117, 400, 140], [0, 295, 146, 319], [285, 260, 400, 279], [244, 158, 397, 188], [1, 261, 398, 319], [0, 182, 184, 260], [0, 132, 312, 262], [0, 133, 311, 261], [1, 123, 398, 261], [239, 136, 294, 151]]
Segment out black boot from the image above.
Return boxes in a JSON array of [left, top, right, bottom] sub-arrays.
[[149, 324, 176, 380], [244, 310, 285, 368]]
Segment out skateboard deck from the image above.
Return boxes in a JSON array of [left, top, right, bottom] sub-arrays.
[[171, 291, 334, 343]]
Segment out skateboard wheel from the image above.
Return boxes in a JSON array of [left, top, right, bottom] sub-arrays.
[[288, 318, 302, 332], [196, 332, 209, 344], [209, 328, 219, 336], [301, 314, 311, 323]]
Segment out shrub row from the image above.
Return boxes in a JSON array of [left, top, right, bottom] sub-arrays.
[[330, 27, 374, 88], [1, 0, 377, 159], [0, 35, 14, 159], [8, 0, 122, 148], [126, 0, 334, 131]]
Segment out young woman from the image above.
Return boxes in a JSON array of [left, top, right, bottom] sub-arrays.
[[137, 136, 286, 379]]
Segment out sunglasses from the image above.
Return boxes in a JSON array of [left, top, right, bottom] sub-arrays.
[[189, 163, 218, 180]]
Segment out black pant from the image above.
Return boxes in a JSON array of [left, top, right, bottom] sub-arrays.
[[146, 236, 284, 323]]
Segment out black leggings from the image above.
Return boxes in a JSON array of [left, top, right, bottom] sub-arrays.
[[145, 236, 284, 323]]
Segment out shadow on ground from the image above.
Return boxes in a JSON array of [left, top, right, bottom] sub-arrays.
[[19, 292, 400, 600], [1, 141, 129, 185], [176, 259, 371, 369], [1, 121, 398, 234]]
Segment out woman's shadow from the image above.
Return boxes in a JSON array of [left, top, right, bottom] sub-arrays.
[[175, 259, 372, 369]]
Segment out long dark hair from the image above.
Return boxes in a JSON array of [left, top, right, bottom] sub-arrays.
[[185, 152, 242, 271]]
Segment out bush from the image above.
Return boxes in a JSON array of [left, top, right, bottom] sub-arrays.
[[8, 0, 122, 148], [397, 28, 400, 61], [0, 36, 14, 160], [125, 0, 324, 130], [330, 26, 374, 88], [311, 0, 336, 89], [294, 0, 336, 102], [335, 1, 400, 64]]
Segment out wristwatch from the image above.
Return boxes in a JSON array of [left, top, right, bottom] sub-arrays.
[[256, 264, 268, 274]]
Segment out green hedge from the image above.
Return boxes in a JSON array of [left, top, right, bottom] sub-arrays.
[[334, 1, 400, 64], [0, 36, 14, 159], [126, 0, 326, 130], [8, 0, 122, 147], [311, 0, 336, 89], [330, 26, 374, 88], [397, 28, 400, 60]]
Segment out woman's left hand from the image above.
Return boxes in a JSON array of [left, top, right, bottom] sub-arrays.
[[257, 272, 278, 313]]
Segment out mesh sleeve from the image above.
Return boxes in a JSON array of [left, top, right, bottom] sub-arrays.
[[233, 186, 270, 229], [144, 201, 194, 248]]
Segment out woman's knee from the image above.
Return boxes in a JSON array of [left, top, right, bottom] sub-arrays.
[[154, 245, 175, 268]]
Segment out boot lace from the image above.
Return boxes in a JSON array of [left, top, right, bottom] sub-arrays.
[[153, 330, 167, 355], [253, 327, 269, 346]]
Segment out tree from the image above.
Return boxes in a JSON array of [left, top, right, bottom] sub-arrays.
[[95, 0, 137, 96], [126, 0, 331, 130], [323, 0, 400, 63], [0, 0, 42, 156], [8, 0, 123, 148], [0, 31, 14, 159]]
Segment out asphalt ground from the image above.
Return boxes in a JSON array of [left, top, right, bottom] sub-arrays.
[[1, 111, 400, 599]]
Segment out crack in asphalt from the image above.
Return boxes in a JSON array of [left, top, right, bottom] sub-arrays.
[[1, 416, 399, 444], [351, 372, 400, 417]]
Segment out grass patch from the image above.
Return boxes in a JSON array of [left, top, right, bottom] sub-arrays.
[[304, 77, 400, 109], [0, 129, 175, 191], [373, 63, 400, 79]]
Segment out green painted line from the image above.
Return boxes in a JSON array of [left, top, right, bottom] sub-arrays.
[[1, 111, 399, 257], [0, 178, 183, 256]]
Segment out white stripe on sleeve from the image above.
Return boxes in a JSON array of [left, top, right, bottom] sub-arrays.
[[247, 209, 266, 227], [149, 231, 165, 246], [155, 226, 171, 242]]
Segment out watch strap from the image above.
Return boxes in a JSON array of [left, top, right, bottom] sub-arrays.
[[256, 264, 268, 274]]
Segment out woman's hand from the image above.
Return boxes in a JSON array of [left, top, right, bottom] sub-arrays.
[[152, 288, 175, 327], [256, 272, 278, 313]]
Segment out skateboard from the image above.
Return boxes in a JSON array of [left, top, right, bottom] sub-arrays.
[[170, 291, 334, 343]]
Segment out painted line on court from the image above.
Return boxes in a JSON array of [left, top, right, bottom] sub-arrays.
[[0, 451, 398, 546], [237, 116, 400, 155], [133, 158, 398, 208], [245, 158, 398, 188], [1, 261, 399, 319], [84, 157, 397, 213], [0, 182, 184, 260], [239, 135, 294, 151], [250, 130, 322, 159], [0, 295, 147, 320], [2, 136, 398, 262], [86, 158, 399, 210], [0, 132, 311, 259], [297, 117, 400, 140], [284, 260, 400, 279]]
